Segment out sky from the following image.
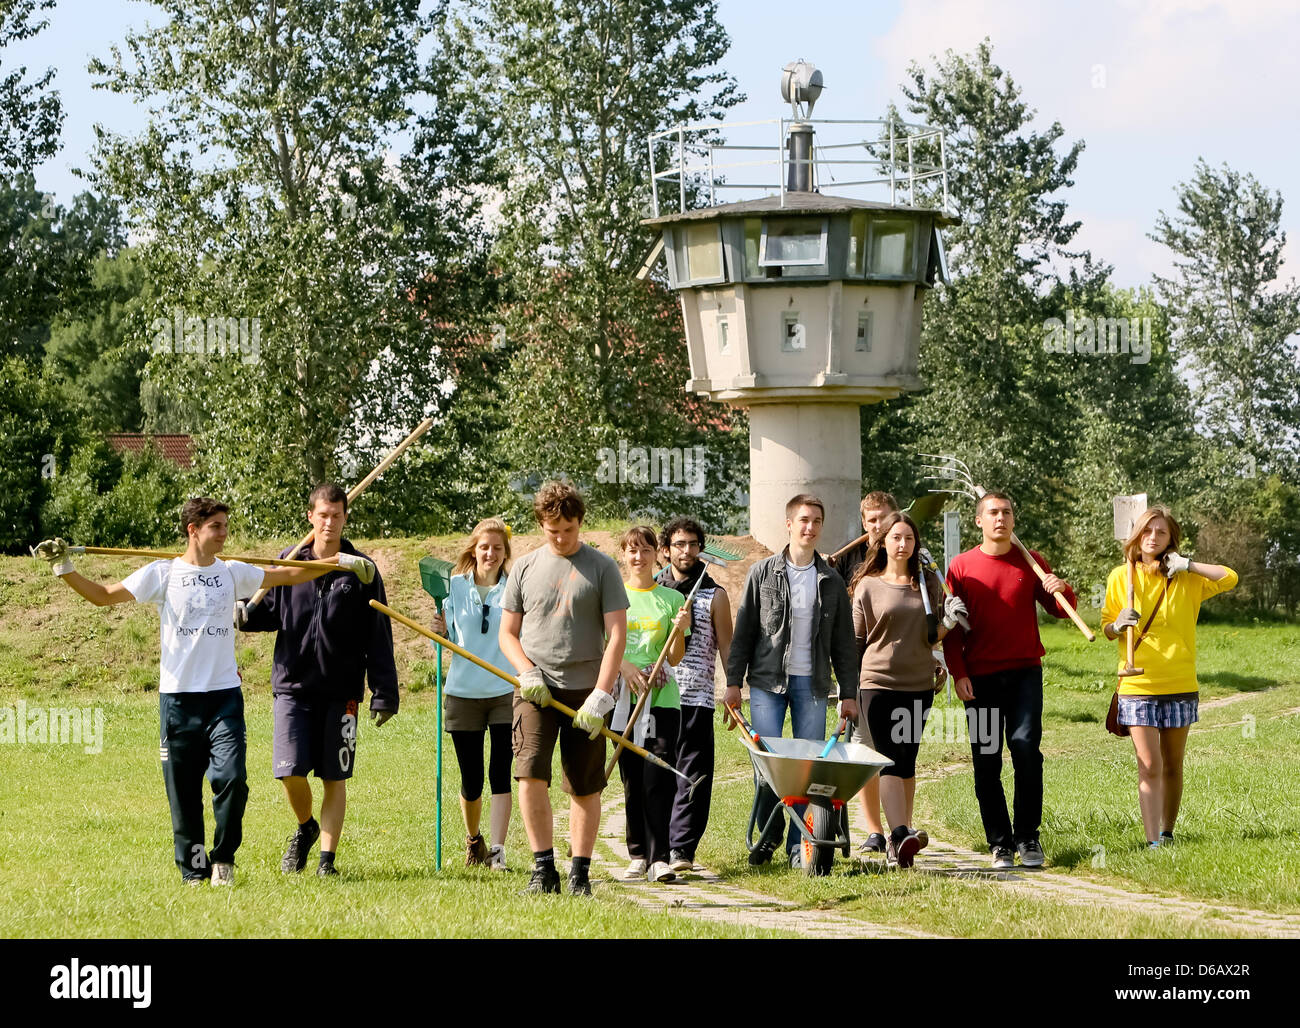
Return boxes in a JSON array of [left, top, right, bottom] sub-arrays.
[[8, 0, 1300, 289]]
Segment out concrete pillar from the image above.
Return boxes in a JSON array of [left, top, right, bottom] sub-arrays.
[[748, 403, 862, 554]]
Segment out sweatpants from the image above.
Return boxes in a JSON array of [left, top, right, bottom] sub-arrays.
[[668, 703, 714, 860], [159, 688, 249, 879], [618, 707, 680, 867]]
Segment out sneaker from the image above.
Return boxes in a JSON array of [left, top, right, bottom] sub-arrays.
[[1160, 831, 1174, 844], [1147, 840, 1162, 850], [211, 862, 235, 886], [893, 830, 921, 869], [885, 837, 900, 867], [747, 843, 775, 867], [788, 849, 804, 870], [991, 846, 1015, 870], [182, 875, 207, 887], [623, 858, 648, 880], [488, 845, 508, 871], [523, 863, 561, 895], [668, 850, 693, 873], [914, 829, 929, 851], [568, 871, 592, 896], [465, 833, 489, 867], [316, 863, 339, 877], [649, 861, 676, 883], [858, 832, 887, 854], [1017, 839, 1046, 868], [281, 819, 320, 874]]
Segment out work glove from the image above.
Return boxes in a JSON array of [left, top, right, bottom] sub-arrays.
[[338, 553, 375, 584], [31, 537, 75, 576], [1163, 551, 1190, 577], [370, 709, 394, 728], [234, 600, 249, 630], [518, 667, 551, 706], [571, 689, 616, 740], [941, 594, 969, 631], [1113, 607, 1140, 631]]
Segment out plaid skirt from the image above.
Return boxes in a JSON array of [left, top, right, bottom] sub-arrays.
[[1117, 693, 1199, 729]]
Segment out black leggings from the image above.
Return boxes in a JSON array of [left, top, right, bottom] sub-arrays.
[[860, 688, 933, 779], [450, 725, 513, 801]]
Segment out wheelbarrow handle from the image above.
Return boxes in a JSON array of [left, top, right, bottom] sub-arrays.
[[818, 718, 847, 758]]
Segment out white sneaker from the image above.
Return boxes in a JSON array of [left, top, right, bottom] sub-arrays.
[[649, 861, 676, 883], [488, 845, 508, 871], [211, 862, 235, 886], [623, 858, 648, 879]]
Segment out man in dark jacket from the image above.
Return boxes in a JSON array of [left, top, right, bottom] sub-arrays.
[[724, 494, 858, 867], [239, 483, 399, 876]]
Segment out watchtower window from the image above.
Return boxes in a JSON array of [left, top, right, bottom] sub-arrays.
[[760, 218, 827, 267], [868, 218, 915, 277]]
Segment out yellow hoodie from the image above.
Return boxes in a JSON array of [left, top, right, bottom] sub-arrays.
[[1103, 562, 1238, 696]]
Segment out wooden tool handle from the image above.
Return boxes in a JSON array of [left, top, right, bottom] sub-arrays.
[[1010, 535, 1095, 642], [246, 416, 436, 608]]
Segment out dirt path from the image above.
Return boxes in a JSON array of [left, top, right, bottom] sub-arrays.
[[564, 755, 1300, 939], [588, 777, 947, 939]]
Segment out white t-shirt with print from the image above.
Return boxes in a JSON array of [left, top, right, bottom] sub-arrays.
[[122, 558, 265, 694], [786, 558, 816, 676]]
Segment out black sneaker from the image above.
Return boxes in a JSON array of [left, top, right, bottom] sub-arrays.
[[281, 819, 320, 874], [523, 863, 562, 895], [316, 863, 339, 877], [991, 846, 1015, 870], [747, 842, 776, 866], [858, 832, 887, 854], [568, 871, 592, 896], [1017, 839, 1045, 868], [893, 830, 921, 869], [1160, 831, 1174, 844]]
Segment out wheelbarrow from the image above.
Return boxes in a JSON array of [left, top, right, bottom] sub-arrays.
[[728, 706, 893, 876]]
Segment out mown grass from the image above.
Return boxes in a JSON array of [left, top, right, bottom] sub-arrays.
[[3, 549, 1298, 938]]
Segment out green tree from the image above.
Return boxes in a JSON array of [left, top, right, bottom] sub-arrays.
[[43, 247, 152, 431], [860, 41, 1096, 561], [88, 0, 476, 534], [1150, 159, 1300, 478], [0, 0, 63, 175], [443, 0, 748, 527]]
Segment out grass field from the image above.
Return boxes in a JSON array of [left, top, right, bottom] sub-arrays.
[[2, 544, 1298, 939]]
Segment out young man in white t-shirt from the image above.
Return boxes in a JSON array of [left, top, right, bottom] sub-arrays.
[[33, 497, 369, 885]]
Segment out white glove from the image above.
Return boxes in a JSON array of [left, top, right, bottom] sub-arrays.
[[234, 600, 249, 630], [337, 553, 375, 584], [572, 689, 616, 740], [1163, 551, 1190, 577], [941, 594, 969, 630], [31, 537, 75, 576], [518, 667, 551, 706], [1113, 607, 1140, 631]]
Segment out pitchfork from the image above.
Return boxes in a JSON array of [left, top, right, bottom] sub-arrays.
[[919, 455, 1096, 642]]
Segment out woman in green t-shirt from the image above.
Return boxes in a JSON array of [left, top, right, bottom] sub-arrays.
[[616, 526, 692, 884]]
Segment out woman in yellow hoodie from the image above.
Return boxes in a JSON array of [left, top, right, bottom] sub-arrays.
[[1102, 506, 1237, 848]]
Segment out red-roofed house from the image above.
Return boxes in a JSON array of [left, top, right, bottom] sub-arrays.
[[106, 434, 194, 468]]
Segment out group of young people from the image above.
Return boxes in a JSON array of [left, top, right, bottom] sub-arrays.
[[32, 473, 1234, 889]]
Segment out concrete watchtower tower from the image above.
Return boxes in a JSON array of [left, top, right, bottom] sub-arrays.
[[644, 61, 955, 551]]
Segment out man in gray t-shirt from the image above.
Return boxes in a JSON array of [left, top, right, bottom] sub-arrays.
[[499, 482, 628, 896]]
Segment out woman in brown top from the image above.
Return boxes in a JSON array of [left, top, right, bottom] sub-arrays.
[[849, 512, 967, 867]]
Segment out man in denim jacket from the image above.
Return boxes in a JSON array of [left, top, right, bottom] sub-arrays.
[[724, 494, 858, 867]]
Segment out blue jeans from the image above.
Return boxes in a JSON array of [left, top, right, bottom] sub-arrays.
[[749, 676, 827, 858]]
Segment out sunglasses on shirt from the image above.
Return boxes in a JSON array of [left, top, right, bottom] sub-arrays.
[[481, 603, 490, 634]]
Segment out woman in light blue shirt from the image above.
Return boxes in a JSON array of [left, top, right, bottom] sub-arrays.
[[431, 518, 513, 869]]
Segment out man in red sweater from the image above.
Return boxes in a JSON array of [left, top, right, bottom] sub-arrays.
[[943, 491, 1076, 870]]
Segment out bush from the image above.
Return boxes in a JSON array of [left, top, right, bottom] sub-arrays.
[[41, 440, 191, 547]]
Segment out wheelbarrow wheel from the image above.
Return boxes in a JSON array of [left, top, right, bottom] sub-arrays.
[[800, 799, 836, 877]]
